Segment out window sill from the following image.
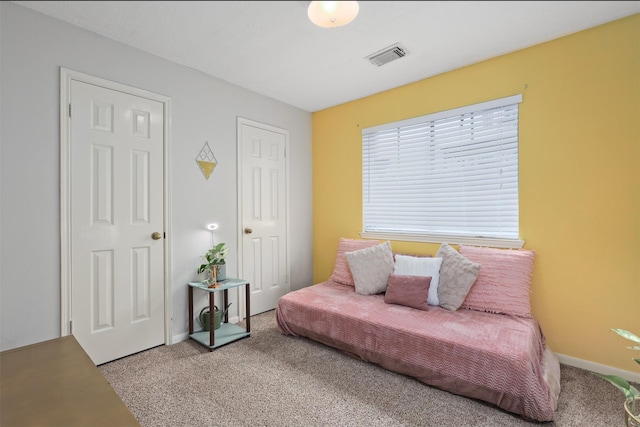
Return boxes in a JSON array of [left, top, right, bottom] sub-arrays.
[[359, 231, 525, 249]]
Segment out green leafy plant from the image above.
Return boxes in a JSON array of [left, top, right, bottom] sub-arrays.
[[595, 329, 640, 425], [197, 242, 229, 275]]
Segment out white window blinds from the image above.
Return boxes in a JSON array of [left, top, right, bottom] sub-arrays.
[[362, 94, 522, 243]]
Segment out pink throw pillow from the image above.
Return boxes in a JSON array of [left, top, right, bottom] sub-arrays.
[[384, 274, 431, 311], [459, 245, 535, 318], [330, 238, 380, 286]]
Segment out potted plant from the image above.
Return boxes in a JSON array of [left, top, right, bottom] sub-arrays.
[[595, 328, 640, 426], [197, 242, 229, 286]]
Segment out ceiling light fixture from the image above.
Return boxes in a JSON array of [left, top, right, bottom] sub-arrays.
[[308, 1, 359, 28]]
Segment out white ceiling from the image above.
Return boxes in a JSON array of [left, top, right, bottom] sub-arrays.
[[13, 1, 640, 112]]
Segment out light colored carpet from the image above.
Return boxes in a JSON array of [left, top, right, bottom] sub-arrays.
[[99, 310, 630, 427]]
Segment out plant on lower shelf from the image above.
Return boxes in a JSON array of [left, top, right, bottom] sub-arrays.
[[595, 328, 640, 426]]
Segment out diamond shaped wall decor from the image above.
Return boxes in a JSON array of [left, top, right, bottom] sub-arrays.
[[196, 142, 218, 180]]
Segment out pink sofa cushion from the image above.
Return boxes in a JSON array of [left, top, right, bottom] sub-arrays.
[[384, 274, 431, 311], [459, 245, 535, 318], [276, 280, 559, 422], [393, 254, 443, 306], [330, 238, 380, 286]]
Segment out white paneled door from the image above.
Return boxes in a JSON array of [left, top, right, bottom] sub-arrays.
[[239, 119, 289, 315], [69, 80, 166, 365]]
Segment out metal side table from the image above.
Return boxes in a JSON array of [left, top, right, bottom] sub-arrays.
[[188, 278, 251, 350]]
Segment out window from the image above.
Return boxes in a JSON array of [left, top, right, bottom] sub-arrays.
[[361, 94, 523, 248]]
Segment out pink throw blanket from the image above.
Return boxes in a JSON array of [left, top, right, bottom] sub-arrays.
[[276, 280, 560, 422]]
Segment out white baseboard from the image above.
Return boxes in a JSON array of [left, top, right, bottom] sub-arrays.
[[172, 332, 189, 344], [171, 316, 241, 345], [556, 353, 640, 383]]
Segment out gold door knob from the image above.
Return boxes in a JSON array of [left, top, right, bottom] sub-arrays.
[[244, 227, 253, 234], [151, 232, 162, 240]]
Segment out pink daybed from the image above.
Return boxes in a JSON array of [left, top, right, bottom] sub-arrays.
[[276, 279, 561, 422]]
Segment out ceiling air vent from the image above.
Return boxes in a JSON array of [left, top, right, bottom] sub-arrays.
[[366, 43, 409, 67]]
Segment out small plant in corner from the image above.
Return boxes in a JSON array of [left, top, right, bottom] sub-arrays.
[[595, 328, 640, 426], [197, 242, 229, 287]]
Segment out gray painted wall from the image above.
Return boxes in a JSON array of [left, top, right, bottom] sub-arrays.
[[0, 2, 313, 351]]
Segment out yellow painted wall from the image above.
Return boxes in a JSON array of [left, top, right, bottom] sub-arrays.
[[312, 15, 639, 371]]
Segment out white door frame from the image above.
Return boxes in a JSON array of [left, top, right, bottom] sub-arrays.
[[236, 117, 290, 319], [59, 67, 173, 344]]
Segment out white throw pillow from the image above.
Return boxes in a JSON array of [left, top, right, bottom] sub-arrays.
[[393, 254, 443, 305], [436, 243, 481, 311], [345, 241, 395, 296]]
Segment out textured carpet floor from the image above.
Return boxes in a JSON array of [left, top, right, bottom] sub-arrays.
[[99, 310, 632, 427]]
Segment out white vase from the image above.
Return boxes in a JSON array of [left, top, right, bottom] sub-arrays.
[[214, 264, 227, 281]]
